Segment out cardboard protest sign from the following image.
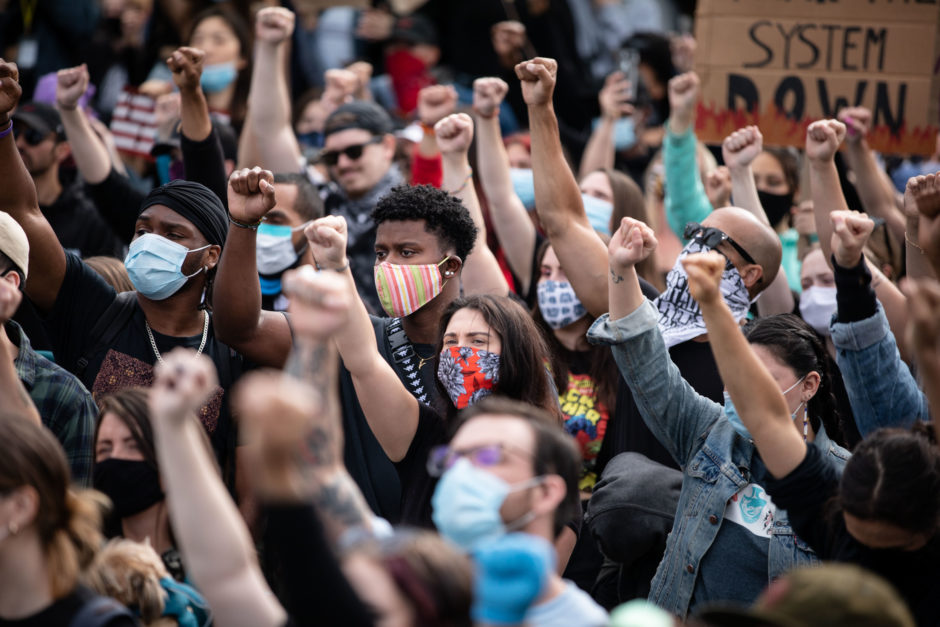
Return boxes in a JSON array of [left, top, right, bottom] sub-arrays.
[[694, 0, 940, 155]]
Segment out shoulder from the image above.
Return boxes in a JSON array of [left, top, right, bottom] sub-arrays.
[[526, 581, 607, 627]]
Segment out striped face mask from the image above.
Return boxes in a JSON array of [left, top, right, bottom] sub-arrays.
[[374, 257, 451, 318]]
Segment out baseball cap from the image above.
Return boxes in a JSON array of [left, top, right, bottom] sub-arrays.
[[391, 14, 438, 46], [323, 101, 393, 139], [696, 563, 915, 627], [0, 212, 30, 281], [13, 101, 64, 140]]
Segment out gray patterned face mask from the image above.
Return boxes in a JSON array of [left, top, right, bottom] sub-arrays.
[[654, 239, 752, 348], [537, 280, 587, 329], [437, 346, 501, 409]]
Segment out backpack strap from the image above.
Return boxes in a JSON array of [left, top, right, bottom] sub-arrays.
[[384, 317, 429, 404], [67, 594, 135, 627], [75, 291, 138, 380]]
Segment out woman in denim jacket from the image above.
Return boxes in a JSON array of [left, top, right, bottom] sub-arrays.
[[587, 219, 850, 618]]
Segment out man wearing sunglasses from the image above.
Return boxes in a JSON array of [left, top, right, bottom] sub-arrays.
[[13, 101, 123, 259], [320, 101, 401, 315]]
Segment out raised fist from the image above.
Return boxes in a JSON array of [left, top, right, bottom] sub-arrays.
[[805, 120, 846, 165], [515, 57, 557, 108], [55, 64, 89, 111], [417, 84, 458, 128], [435, 113, 474, 156], [722, 126, 763, 171], [227, 167, 277, 224], [256, 6, 295, 45], [473, 77, 509, 119]]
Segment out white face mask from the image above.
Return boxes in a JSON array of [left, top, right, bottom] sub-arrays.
[[799, 286, 837, 337], [256, 222, 308, 275]]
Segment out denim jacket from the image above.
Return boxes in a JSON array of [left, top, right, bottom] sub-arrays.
[[588, 300, 850, 617], [830, 302, 929, 437]]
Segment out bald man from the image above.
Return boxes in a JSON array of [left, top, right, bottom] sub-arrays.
[[702, 206, 782, 299]]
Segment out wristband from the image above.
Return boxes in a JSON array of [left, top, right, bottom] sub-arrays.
[[228, 215, 263, 230], [447, 169, 474, 195], [316, 260, 350, 272], [0, 121, 12, 140], [420, 122, 435, 135], [473, 106, 499, 119]]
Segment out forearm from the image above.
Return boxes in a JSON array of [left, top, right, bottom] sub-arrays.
[[213, 224, 264, 344], [155, 417, 286, 627], [663, 123, 712, 238], [475, 114, 535, 287], [529, 104, 588, 236], [58, 107, 112, 184], [84, 169, 145, 242], [283, 338, 379, 539], [905, 215, 937, 281], [578, 117, 616, 179], [181, 129, 228, 208], [442, 152, 508, 295], [699, 298, 804, 474], [809, 161, 850, 267], [728, 166, 767, 225], [179, 86, 211, 142], [844, 143, 906, 242], [608, 265, 645, 321], [249, 44, 302, 172]]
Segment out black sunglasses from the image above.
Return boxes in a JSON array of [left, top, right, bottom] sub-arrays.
[[13, 124, 52, 147], [683, 222, 756, 265], [320, 136, 383, 166]]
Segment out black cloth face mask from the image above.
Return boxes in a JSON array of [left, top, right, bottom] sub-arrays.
[[94, 458, 164, 519]]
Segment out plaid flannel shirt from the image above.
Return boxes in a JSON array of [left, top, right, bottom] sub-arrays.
[[10, 321, 97, 487]]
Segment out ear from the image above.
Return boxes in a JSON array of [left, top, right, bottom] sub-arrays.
[[802, 370, 821, 403], [442, 255, 462, 279], [739, 263, 763, 289], [381, 133, 396, 161], [54, 141, 71, 164], [530, 474, 567, 519], [203, 244, 222, 272], [2, 270, 21, 290], [7, 485, 39, 531]]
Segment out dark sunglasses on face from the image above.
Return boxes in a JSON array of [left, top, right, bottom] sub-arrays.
[[320, 135, 383, 166], [683, 222, 757, 266], [13, 125, 52, 147]]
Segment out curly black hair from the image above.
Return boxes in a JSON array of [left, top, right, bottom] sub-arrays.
[[371, 185, 478, 262]]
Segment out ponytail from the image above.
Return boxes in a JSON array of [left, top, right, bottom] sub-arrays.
[[47, 490, 106, 598]]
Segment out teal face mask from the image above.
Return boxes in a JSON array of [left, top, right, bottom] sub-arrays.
[[124, 233, 209, 300], [431, 458, 543, 552], [200, 62, 237, 93], [581, 193, 614, 236], [510, 168, 536, 211], [256, 222, 304, 276], [723, 375, 807, 441]]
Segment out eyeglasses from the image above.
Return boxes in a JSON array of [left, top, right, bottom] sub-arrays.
[[13, 125, 52, 147], [320, 136, 383, 166], [683, 222, 756, 265], [426, 443, 533, 477]]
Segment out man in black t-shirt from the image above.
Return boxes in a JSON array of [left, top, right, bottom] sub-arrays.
[[1, 76, 251, 484]]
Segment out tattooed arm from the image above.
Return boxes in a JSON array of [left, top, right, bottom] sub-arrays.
[[150, 349, 286, 627], [243, 267, 376, 542]]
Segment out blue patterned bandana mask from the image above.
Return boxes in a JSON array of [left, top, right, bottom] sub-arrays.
[[537, 280, 587, 329], [437, 346, 501, 409]]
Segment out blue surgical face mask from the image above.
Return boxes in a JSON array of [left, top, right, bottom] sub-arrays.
[[537, 280, 586, 329], [581, 193, 614, 236], [297, 131, 323, 150], [124, 233, 210, 300], [432, 458, 542, 552], [510, 168, 536, 211], [723, 375, 807, 441], [200, 62, 237, 93], [256, 222, 307, 276]]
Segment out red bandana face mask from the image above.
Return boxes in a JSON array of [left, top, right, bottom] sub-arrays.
[[437, 346, 501, 409]]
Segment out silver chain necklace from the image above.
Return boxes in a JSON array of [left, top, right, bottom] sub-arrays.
[[145, 310, 209, 365]]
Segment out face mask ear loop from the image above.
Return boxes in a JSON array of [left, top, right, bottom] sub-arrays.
[[503, 475, 548, 532]]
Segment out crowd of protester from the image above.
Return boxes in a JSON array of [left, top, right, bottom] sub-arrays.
[[1, 0, 939, 625]]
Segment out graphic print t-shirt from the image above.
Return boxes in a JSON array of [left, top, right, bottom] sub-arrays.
[[559, 352, 610, 492]]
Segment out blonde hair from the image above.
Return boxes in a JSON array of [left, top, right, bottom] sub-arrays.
[[83, 539, 169, 624]]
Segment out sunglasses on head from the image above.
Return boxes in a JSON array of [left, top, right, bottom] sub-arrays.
[[13, 125, 53, 147], [320, 135, 383, 166], [683, 222, 756, 265]]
